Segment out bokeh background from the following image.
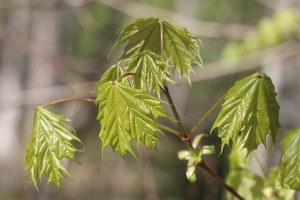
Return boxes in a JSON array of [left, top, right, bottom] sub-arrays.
[[0, 0, 300, 199]]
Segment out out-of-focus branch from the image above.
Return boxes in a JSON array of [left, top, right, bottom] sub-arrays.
[[0, 23, 101, 110], [0, 81, 96, 108], [0, 1, 91, 10], [2, 41, 297, 108], [256, 0, 278, 10], [0, 24, 100, 74], [184, 41, 300, 83], [95, 0, 254, 39], [256, 0, 299, 10], [1, 0, 255, 40]]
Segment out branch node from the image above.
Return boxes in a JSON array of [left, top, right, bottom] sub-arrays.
[[181, 134, 190, 142]]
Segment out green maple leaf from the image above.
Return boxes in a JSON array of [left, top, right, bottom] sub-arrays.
[[278, 128, 300, 190], [113, 18, 201, 82], [25, 107, 82, 190], [114, 18, 160, 58], [162, 19, 202, 80], [226, 169, 264, 200], [226, 137, 263, 200], [125, 50, 174, 96], [264, 168, 296, 199], [96, 81, 172, 158], [211, 72, 280, 155], [227, 136, 250, 171], [98, 64, 123, 85], [226, 136, 295, 199]]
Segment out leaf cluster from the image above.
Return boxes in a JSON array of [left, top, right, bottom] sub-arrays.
[[24, 16, 300, 199], [226, 139, 295, 200], [25, 17, 203, 190], [114, 18, 202, 80], [96, 17, 202, 158]]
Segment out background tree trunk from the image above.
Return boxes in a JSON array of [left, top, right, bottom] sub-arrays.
[[22, 1, 62, 199], [0, 0, 31, 197]]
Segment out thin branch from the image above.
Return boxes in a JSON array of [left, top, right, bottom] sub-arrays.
[[0, 81, 96, 108], [162, 85, 194, 151], [159, 20, 164, 56], [189, 89, 228, 135], [158, 12, 193, 150], [162, 85, 187, 137], [156, 123, 181, 137], [199, 161, 244, 200], [113, 72, 135, 83], [41, 97, 96, 108], [158, 18, 183, 136]]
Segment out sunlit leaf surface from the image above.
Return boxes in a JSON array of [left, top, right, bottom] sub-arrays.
[[125, 50, 174, 96], [98, 64, 123, 85], [113, 18, 201, 82], [26, 107, 82, 190], [211, 73, 280, 155], [96, 81, 172, 158]]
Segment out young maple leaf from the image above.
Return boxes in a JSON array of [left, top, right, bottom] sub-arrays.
[[211, 73, 280, 155], [125, 50, 174, 96], [113, 18, 202, 83], [96, 81, 172, 158], [26, 107, 82, 190], [278, 128, 300, 190]]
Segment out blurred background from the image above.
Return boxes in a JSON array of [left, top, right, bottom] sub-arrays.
[[0, 0, 299, 199]]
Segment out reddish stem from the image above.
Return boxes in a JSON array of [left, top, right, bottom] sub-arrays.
[[113, 72, 135, 83], [41, 97, 96, 108], [199, 161, 244, 200]]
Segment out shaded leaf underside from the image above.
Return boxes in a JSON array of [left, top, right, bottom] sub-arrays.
[[278, 128, 300, 190]]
